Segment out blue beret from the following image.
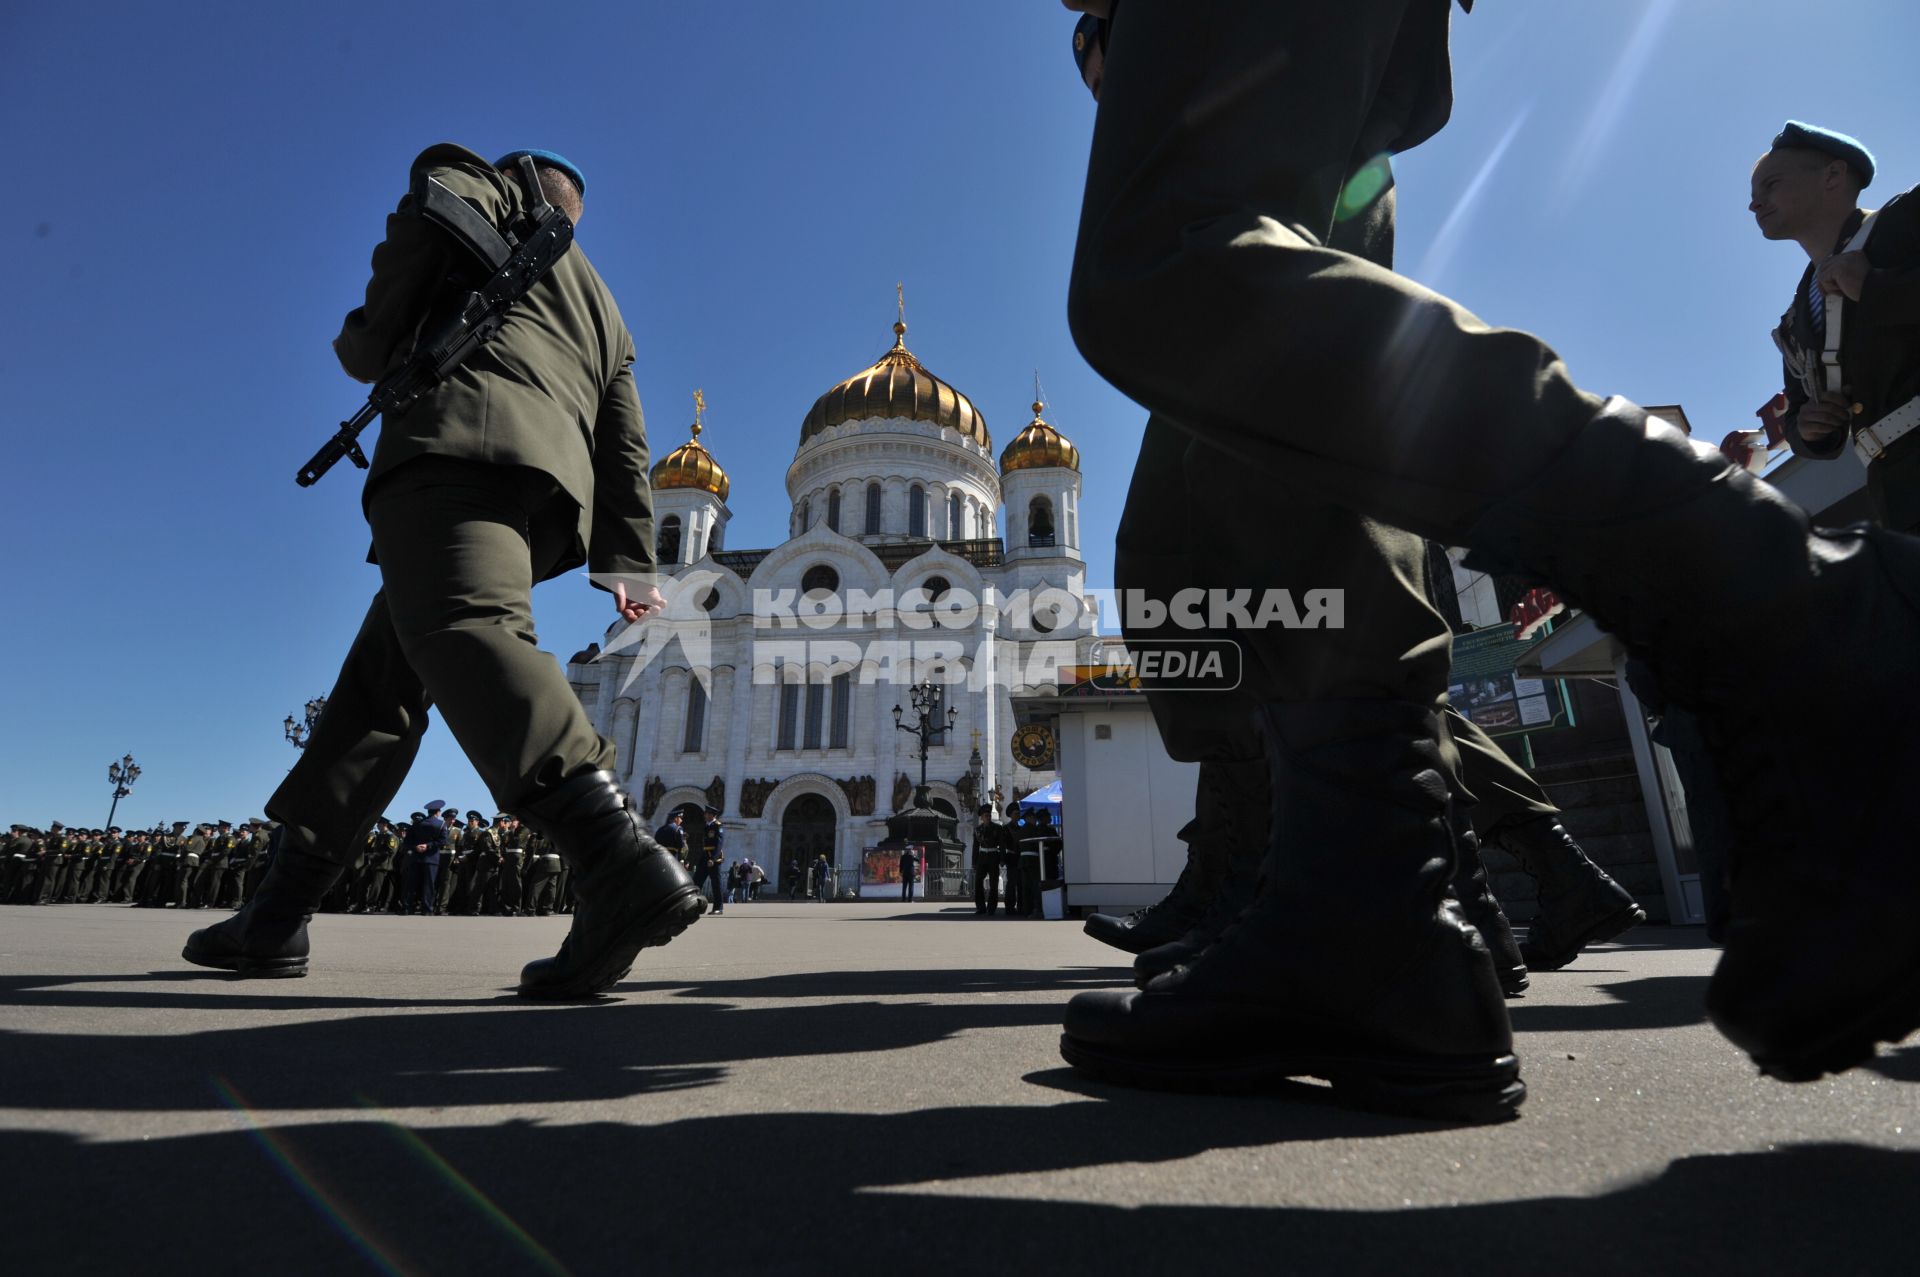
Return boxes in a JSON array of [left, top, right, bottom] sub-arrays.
[[1771, 121, 1875, 189], [1072, 14, 1103, 79], [494, 149, 586, 197]]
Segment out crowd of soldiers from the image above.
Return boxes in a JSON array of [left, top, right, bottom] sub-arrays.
[[3, 819, 275, 910], [0, 811, 579, 918]]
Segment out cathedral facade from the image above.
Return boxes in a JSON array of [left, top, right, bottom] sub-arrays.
[[563, 314, 1095, 893]]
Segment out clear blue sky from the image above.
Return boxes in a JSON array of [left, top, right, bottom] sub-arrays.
[[3, 0, 1915, 827]]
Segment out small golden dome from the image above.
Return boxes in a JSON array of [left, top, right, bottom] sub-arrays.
[[652, 396, 730, 501], [800, 320, 991, 451], [1000, 402, 1080, 473]]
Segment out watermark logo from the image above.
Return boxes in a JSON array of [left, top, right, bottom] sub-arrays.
[[586, 574, 1336, 695]]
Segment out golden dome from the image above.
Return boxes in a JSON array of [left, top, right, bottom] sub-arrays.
[[800, 320, 991, 451], [652, 396, 730, 501], [1000, 402, 1080, 473]]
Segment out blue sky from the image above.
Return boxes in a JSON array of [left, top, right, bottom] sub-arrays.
[[3, 0, 1916, 826]]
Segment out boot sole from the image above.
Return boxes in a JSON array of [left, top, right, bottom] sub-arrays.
[[180, 946, 308, 979], [515, 886, 707, 1000], [1742, 956, 1920, 1083], [1521, 903, 1646, 972], [1059, 1033, 1524, 1124]]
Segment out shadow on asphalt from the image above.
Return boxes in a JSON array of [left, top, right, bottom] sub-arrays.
[[1862, 1043, 1920, 1083], [1506, 974, 1713, 1033], [618, 966, 1135, 1000], [6, 1115, 1917, 1275]]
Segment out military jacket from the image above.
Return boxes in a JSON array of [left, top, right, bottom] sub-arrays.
[[335, 143, 656, 591], [1779, 187, 1920, 459]]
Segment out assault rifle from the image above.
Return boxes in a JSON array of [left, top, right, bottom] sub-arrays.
[[297, 158, 575, 487]]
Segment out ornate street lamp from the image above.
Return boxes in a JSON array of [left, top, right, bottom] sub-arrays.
[[892, 680, 957, 813], [284, 696, 329, 751], [106, 753, 141, 828]]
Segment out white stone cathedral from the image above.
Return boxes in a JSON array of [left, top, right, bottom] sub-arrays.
[[563, 313, 1096, 890]]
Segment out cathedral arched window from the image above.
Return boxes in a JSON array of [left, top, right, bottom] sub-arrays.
[[681, 676, 707, 753], [827, 488, 841, 533], [799, 499, 811, 535], [1027, 496, 1055, 548], [948, 492, 963, 538], [658, 515, 682, 565], [802, 564, 839, 597], [909, 485, 927, 538], [865, 482, 882, 535]]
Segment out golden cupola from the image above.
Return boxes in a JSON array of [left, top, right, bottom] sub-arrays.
[[1000, 402, 1080, 473], [799, 307, 991, 451], [651, 391, 730, 501]]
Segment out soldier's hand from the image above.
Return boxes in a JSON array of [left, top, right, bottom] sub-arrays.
[[614, 581, 666, 622], [1797, 392, 1852, 443], [1816, 251, 1870, 302]]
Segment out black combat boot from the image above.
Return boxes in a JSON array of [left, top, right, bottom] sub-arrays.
[[1489, 814, 1644, 971], [1467, 398, 1920, 1080], [1081, 817, 1220, 955], [181, 829, 341, 978], [1450, 807, 1528, 997], [1129, 757, 1270, 987], [1061, 700, 1523, 1123], [514, 770, 706, 999]]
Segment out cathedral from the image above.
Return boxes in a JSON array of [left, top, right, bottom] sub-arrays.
[[563, 309, 1096, 893]]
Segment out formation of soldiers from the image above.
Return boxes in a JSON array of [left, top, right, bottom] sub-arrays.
[[358, 810, 574, 918], [1, 812, 575, 918], [3, 819, 274, 910]]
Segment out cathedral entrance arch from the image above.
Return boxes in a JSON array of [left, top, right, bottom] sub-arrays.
[[779, 793, 837, 897]]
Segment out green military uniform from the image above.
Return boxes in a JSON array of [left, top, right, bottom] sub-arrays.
[[1, 826, 29, 902], [35, 827, 70, 905], [267, 144, 656, 869], [520, 826, 560, 915]]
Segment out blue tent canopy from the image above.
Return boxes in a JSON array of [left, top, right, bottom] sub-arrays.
[[1017, 780, 1062, 808]]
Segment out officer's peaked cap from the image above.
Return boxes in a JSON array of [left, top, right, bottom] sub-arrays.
[[1772, 121, 1876, 188], [495, 149, 586, 197]]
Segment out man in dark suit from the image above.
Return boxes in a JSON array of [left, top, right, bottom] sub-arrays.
[[185, 145, 703, 992], [401, 802, 447, 916]]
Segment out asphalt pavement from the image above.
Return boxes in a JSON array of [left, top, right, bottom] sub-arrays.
[[1, 902, 1914, 1276]]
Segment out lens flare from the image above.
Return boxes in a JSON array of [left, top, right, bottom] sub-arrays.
[[1336, 153, 1394, 223], [358, 1097, 573, 1277], [212, 1077, 419, 1277]]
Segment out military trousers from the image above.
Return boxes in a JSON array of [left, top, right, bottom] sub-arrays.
[[1072, 0, 1604, 566], [268, 457, 615, 867]]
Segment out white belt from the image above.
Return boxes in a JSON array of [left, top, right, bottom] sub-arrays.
[[1853, 397, 1920, 466]]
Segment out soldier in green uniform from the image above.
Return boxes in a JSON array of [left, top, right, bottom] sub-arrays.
[[1054, 0, 1920, 1112], [192, 820, 233, 910], [1, 825, 30, 902], [520, 821, 560, 916], [185, 144, 704, 994], [117, 830, 151, 903], [437, 804, 468, 915], [34, 823, 69, 905], [67, 830, 99, 904], [494, 814, 525, 916], [459, 810, 496, 915]]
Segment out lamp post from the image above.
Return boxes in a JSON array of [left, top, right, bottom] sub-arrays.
[[106, 753, 141, 828], [283, 697, 328, 751], [892, 680, 957, 813]]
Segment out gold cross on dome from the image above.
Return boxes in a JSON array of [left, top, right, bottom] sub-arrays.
[[692, 388, 706, 438]]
